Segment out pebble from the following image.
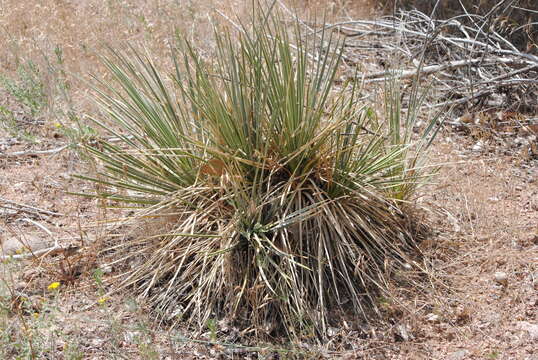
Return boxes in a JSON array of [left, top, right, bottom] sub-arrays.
[[100, 264, 113, 274], [394, 323, 413, 342], [472, 141, 483, 152], [327, 327, 338, 337], [518, 321, 538, 340], [448, 349, 469, 360], [494, 271, 508, 286], [14, 281, 27, 292]]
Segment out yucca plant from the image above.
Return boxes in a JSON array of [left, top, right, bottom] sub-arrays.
[[81, 2, 439, 340]]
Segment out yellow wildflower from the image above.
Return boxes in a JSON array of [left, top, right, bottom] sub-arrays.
[[53, 122, 62, 128], [97, 297, 108, 305], [47, 282, 61, 290]]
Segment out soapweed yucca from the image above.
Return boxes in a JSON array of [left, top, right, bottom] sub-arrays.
[[82, 3, 439, 339]]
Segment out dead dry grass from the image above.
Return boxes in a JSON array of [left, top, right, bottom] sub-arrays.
[[1, 0, 234, 120], [0, 0, 376, 113], [1, 0, 537, 359]]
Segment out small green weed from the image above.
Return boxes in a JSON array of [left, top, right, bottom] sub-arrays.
[[206, 318, 218, 342], [0, 61, 46, 118], [0, 61, 47, 141]]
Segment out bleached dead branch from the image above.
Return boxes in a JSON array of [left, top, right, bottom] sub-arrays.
[[306, 7, 538, 113], [0, 144, 68, 158], [0, 196, 64, 217]]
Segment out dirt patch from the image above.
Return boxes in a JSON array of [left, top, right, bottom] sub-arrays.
[[407, 136, 538, 359]]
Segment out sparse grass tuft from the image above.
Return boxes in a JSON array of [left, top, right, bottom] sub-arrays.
[[81, 2, 439, 340]]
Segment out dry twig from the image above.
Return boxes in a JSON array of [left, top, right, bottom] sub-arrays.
[[0, 144, 68, 158], [0, 219, 62, 261], [0, 196, 64, 218]]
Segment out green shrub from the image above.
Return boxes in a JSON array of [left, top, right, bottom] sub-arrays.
[[81, 3, 439, 339]]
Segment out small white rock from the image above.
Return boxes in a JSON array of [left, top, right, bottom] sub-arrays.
[[327, 327, 338, 337], [426, 313, 440, 323], [494, 272, 508, 286], [472, 141, 484, 151], [395, 323, 413, 341], [448, 350, 470, 360], [517, 321, 538, 339], [514, 137, 525, 145], [100, 264, 113, 274], [124, 331, 140, 343]]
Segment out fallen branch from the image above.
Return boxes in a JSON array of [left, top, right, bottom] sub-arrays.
[[309, 8, 538, 112], [429, 89, 494, 108], [432, 78, 538, 108], [362, 57, 532, 82], [0, 144, 68, 158], [327, 18, 538, 64], [0, 196, 64, 217], [1, 218, 59, 261]]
